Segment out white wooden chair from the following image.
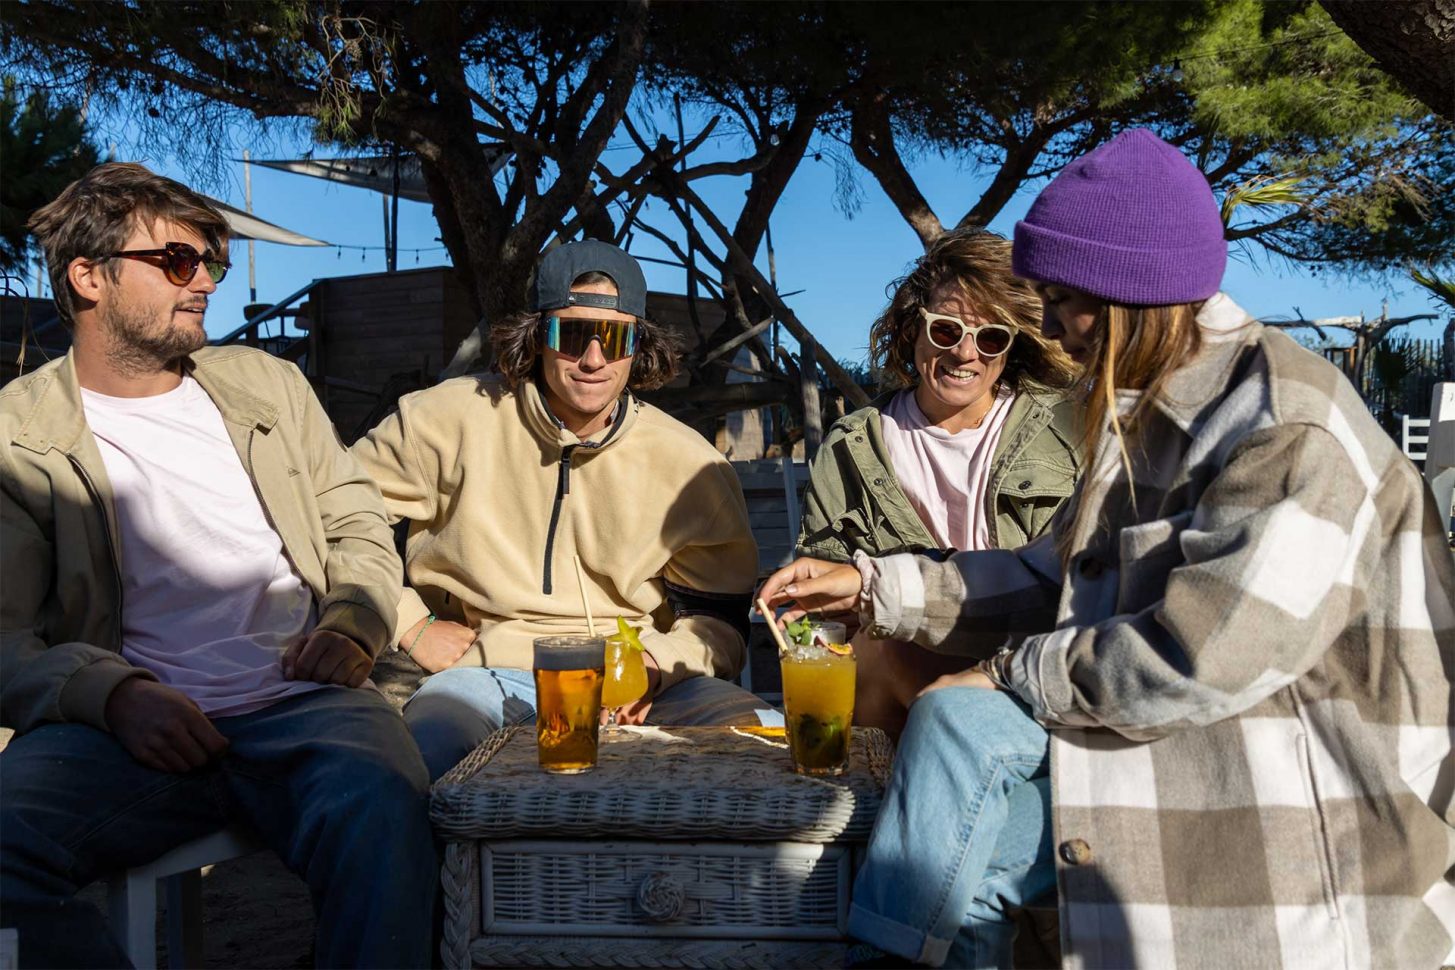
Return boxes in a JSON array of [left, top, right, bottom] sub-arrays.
[[105, 825, 263, 970]]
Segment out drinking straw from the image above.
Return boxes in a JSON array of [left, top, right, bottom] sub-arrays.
[[572, 554, 598, 637], [755, 596, 792, 656]]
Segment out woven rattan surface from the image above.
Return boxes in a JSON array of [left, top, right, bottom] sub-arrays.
[[466, 936, 847, 968], [431, 725, 892, 843]]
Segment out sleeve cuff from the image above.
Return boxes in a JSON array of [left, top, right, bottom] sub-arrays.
[[58, 657, 156, 732], [393, 587, 433, 649], [1006, 626, 1078, 721], [854, 550, 924, 642], [317, 600, 391, 658]]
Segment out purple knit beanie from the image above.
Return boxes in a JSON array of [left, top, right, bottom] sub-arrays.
[[1012, 128, 1226, 305]]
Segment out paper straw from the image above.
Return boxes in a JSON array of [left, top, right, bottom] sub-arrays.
[[755, 596, 791, 655], [572, 555, 598, 637]]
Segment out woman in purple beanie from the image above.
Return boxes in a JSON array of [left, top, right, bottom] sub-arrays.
[[762, 128, 1455, 968]]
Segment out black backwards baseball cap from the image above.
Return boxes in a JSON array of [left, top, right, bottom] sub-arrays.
[[529, 239, 648, 317]]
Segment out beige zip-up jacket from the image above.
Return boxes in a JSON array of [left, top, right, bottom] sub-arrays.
[[351, 375, 757, 694], [0, 348, 402, 735]]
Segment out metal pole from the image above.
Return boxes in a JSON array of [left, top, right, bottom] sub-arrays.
[[389, 144, 401, 273], [766, 221, 779, 355], [765, 219, 781, 454], [673, 92, 703, 339], [243, 150, 256, 303]]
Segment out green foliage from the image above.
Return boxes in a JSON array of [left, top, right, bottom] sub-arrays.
[[1220, 172, 1309, 226], [1370, 340, 1414, 395], [1410, 266, 1455, 311], [1180, 1, 1415, 139], [0, 78, 99, 275]]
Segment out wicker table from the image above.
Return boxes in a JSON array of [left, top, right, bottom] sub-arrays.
[[431, 724, 893, 969]]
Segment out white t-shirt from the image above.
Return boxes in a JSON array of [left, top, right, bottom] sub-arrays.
[[879, 386, 1015, 552], [81, 376, 324, 717]]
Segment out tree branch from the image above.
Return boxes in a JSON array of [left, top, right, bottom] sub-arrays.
[[848, 90, 944, 249], [624, 116, 869, 408]]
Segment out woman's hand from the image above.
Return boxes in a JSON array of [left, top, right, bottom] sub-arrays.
[[915, 666, 997, 701], [757, 557, 864, 625]]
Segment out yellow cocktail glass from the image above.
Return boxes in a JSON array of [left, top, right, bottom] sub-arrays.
[[603, 635, 649, 710], [779, 620, 855, 776]]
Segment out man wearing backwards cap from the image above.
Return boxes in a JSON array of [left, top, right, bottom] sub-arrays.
[[353, 239, 769, 779]]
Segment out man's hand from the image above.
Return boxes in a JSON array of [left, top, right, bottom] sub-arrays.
[[604, 649, 661, 726], [105, 678, 229, 774], [915, 667, 997, 701], [282, 630, 374, 686], [757, 557, 864, 625], [398, 617, 476, 673]]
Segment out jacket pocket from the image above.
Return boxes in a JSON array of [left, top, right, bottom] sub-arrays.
[[800, 507, 872, 560], [1000, 462, 1076, 540]]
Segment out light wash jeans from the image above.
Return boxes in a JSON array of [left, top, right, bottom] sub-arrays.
[[849, 687, 1055, 969], [0, 686, 437, 969], [405, 667, 782, 780]]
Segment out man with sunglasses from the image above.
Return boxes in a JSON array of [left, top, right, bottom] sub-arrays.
[[0, 163, 436, 967], [353, 239, 770, 780]]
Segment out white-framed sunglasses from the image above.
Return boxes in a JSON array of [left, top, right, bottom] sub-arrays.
[[918, 307, 1017, 358]]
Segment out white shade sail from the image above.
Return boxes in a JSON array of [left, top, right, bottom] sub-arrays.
[[245, 149, 508, 205], [202, 196, 330, 247]]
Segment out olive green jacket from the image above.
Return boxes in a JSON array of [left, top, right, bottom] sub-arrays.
[[0, 348, 401, 735], [796, 384, 1080, 561]]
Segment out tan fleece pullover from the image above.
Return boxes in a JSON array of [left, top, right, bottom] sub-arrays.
[[351, 375, 757, 694]]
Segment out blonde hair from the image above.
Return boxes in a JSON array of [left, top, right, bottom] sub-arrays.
[[1057, 301, 1204, 565], [870, 229, 1076, 393]]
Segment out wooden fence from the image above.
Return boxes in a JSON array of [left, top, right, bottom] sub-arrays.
[[1325, 336, 1449, 437]]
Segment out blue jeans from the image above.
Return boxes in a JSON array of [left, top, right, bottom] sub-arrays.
[[0, 686, 437, 969], [406, 667, 781, 780], [848, 687, 1054, 969]]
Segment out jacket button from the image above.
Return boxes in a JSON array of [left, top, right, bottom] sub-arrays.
[[1059, 839, 1093, 865], [854, 435, 864, 442], [1018, 480, 1032, 490], [1077, 557, 1105, 579], [873, 478, 885, 487]]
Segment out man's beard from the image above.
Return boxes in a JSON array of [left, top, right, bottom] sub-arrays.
[[102, 300, 208, 376]]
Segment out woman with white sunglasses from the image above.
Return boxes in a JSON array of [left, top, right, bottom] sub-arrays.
[[796, 228, 1080, 737]]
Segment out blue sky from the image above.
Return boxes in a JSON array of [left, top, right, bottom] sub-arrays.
[[56, 120, 1448, 366]]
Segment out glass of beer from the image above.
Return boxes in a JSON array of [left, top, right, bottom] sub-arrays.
[[779, 620, 855, 776], [533, 636, 606, 774]]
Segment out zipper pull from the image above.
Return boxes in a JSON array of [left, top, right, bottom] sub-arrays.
[[559, 448, 573, 496]]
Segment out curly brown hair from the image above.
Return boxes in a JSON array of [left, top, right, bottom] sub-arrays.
[[869, 229, 1074, 392], [490, 273, 680, 391]]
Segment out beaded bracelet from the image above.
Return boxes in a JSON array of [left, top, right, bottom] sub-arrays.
[[405, 614, 437, 656], [974, 645, 1015, 691]]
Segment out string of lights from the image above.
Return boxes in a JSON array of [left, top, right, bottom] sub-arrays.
[[331, 243, 449, 263]]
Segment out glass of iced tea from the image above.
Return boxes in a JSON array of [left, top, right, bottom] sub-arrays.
[[779, 620, 855, 776], [533, 636, 606, 774]]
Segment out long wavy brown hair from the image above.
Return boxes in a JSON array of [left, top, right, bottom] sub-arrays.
[[869, 229, 1075, 393], [1056, 300, 1204, 565], [490, 272, 680, 391]]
